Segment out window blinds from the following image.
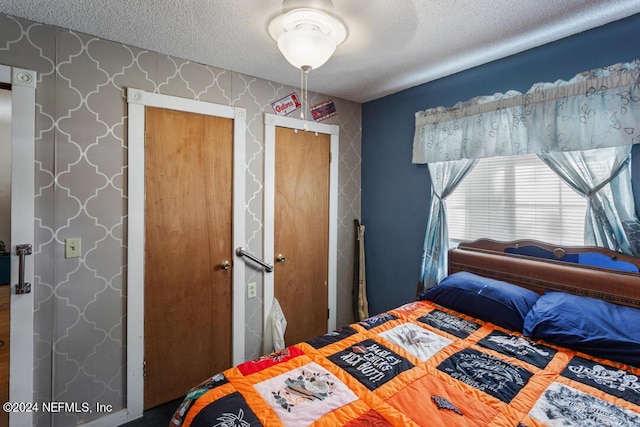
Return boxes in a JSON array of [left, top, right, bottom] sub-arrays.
[[447, 154, 587, 246]]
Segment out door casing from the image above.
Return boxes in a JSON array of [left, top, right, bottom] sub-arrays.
[[125, 89, 246, 424], [263, 113, 339, 354], [2, 64, 36, 427]]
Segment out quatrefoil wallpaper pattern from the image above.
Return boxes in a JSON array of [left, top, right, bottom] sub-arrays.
[[0, 14, 361, 426]]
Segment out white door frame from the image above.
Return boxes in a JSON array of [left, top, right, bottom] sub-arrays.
[[2, 64, 36, 427], [262, 113, 339, 354], [124, 89, 246, 423]]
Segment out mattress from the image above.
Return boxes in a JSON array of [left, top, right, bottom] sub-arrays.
[[170, 300, 640, 426]]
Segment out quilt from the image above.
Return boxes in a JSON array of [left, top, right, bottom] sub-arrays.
[[170, 300, 640, 427]]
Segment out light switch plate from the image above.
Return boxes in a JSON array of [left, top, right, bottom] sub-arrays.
[[65, 238, 81, 258]]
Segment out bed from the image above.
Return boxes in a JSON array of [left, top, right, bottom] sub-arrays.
[[170, 239, 640, 426]]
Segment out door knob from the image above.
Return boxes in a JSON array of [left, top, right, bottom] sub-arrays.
[[276, 254, 286, 263], [220, 260, 231, 270]]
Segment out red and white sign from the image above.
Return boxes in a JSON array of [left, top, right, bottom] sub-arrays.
[[271, 92, 301, 116], [310, 99, 337, 122]]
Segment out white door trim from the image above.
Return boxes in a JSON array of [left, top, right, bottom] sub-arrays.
[[125, 89, 246, 422], [262, 113, 339, 354], [1, 64, 37, 427]]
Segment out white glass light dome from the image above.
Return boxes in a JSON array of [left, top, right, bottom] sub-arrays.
[[268, 6, 346, 70], [277, 26, 336, 69]]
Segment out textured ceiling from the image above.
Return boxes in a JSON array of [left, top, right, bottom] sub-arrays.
[[1, 0, 639, 103]]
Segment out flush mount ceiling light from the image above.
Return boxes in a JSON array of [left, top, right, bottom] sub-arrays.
[[268, 1, 347, 122]]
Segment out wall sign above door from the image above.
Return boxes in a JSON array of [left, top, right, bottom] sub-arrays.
[[311, 99, 336, 122], [271, 92, 301, 116]]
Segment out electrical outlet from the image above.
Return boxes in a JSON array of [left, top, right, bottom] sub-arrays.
[[65, 237, 81, 258], [247, 282, 257, 299]]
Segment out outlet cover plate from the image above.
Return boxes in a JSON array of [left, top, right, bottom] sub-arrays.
[[247, 282, 257, 298]]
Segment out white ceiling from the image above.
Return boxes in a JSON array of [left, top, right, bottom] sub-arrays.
[[1, 0, 640, 103]]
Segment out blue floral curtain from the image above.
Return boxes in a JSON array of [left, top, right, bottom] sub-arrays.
[[538, 146, 640, 256], [413, 60, 640, 288], [413, 60, 640, 163], [419, 159, 477, 292]]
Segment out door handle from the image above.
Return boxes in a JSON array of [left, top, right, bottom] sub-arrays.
[[235, 247, 274, 272], [220, 260, 231, 270], [15, 243, 32, 294], [276, 253, 286, 264]]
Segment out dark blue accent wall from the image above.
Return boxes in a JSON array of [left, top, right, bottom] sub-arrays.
[[361, 13, 640, 315]]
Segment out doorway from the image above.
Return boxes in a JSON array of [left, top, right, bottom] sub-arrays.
[[126, 89, 247, 421], [263, 114, 339, 353], [1, 65, 36, 427]]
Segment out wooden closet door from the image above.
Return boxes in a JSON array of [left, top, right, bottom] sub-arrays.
[[144, 107, 233, 409], [274, 127, 330, 345]]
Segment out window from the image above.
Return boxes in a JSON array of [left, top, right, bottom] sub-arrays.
[[447, 154, 587, 246]]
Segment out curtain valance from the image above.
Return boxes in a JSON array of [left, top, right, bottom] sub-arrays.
[[412, 60, 640, 164]]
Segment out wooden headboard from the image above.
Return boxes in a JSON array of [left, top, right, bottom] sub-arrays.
[[448, 239, 640, 309]]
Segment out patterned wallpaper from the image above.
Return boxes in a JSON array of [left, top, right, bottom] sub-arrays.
[[0, 14, 361, 426]]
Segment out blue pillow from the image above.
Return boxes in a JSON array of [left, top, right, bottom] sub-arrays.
[[523, 292, 640, 367], [421, 271, 540, 331]]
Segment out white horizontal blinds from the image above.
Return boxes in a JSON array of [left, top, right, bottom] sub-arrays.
[[447, 154, 587, 246]]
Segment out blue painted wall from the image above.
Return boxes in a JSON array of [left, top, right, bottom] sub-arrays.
[[361, 13, 640, 315]]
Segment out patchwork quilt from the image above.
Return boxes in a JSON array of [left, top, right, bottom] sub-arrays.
[[170, 300, 640, 427]]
